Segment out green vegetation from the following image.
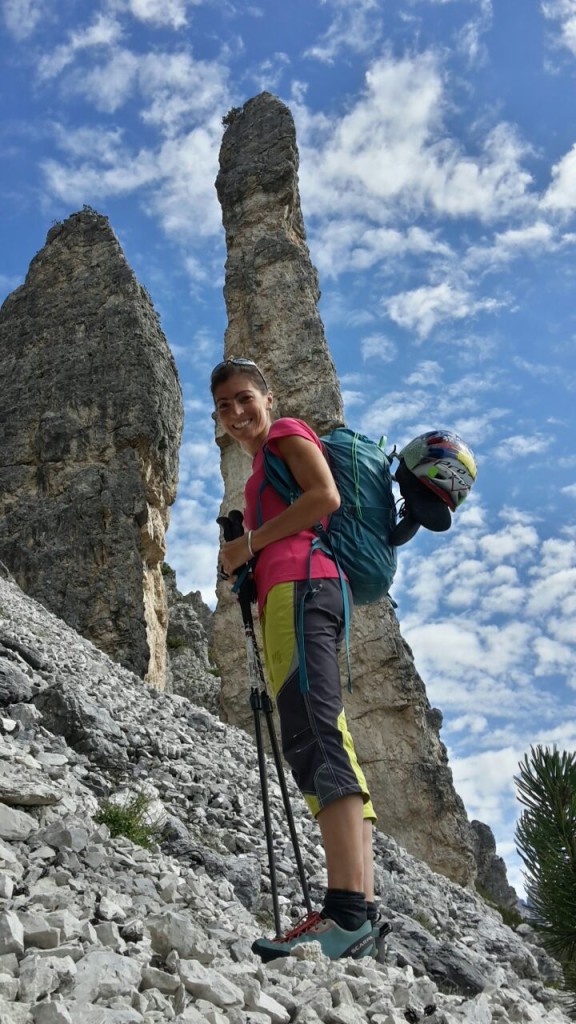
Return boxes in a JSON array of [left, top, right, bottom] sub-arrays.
[[166, 635, 188, 650], [476, 886, 522, 929], [161, 562, 176, 577], [412, 910, 436, 934], [515, 746, 576, 1014], [222, 106, 241, 127], [94, 792, 163, 850]]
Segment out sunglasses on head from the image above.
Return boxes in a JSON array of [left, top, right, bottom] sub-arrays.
[[210, 357, 269, 391]]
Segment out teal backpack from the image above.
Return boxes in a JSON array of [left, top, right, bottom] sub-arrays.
[[262, 427, 397, 604], [260, 427, 398, 691]]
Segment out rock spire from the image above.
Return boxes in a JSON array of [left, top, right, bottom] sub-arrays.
[[0, 208, 183, 687], [213, 92, 475, 885]]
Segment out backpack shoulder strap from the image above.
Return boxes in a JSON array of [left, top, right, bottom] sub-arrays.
[[262, 444, 302, 504], [258, 443, 303, 527]]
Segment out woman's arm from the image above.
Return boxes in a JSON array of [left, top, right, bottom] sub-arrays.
[[219, 434, 339, 576]]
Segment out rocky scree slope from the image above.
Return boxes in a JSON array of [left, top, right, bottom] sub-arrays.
[[0, 570, 570, 1024]]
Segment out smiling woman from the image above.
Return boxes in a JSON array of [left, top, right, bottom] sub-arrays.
[[210, 357, 381, 963]]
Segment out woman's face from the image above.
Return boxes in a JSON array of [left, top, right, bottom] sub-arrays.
[[213, 373, 273, 454]]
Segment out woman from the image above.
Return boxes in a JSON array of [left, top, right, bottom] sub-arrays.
[[212, 356, 379, 962]]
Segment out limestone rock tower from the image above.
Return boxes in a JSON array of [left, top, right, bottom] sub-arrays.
[[0, 209, 183, 687], [212, 93, 476, 886]]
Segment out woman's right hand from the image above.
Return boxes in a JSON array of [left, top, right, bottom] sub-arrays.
[[220, 533, 254, 577]]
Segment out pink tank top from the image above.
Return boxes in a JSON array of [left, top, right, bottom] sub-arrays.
[[244, 418, 341, 617]]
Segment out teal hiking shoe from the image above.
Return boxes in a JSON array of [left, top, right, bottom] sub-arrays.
[[252, 910, 374, 964]]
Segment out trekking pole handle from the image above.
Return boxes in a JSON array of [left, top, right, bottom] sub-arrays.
[[216, 512, 257, 612], [216, 510, 244, 543]]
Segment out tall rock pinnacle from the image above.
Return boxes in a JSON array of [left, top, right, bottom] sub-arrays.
[[0, 208, 183, 686], [213, 93, 476, 885]]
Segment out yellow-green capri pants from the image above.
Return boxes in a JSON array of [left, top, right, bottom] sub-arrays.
[[261, 578, 376, 821]]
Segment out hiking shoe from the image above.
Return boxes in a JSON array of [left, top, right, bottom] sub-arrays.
[[251, 910, 374, 964]]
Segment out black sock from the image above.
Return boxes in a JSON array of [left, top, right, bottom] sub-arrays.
[[323, 889, 367, 931]]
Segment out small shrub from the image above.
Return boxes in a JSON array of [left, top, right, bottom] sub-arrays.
[[222, 106, 241, 127], [412, 910, 436, 933], [167, 635, 188, 650], [94, 792, 163, 849]]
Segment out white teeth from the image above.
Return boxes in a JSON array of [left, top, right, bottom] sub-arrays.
[[233, 420, 251, 429]]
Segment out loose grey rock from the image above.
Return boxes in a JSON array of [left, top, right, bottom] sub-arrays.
[[18, 953, 76, 1002], [0, 761, 60, 806], [0, 804, 37, 841], [0, 574, 569, 1024], [178, 959, 245, 1007], [0, 661, 35, 705], [71, 950, 142, 1003], [32, 1004, 73, 1024], [0, 911, 24, 956]]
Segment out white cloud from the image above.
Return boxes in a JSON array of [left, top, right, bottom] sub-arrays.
[[479, 522, 540, 563], [42, 111, 225, 243], [493, 432, 554, 462], [71, 49, 140, 113], [342, 390, 365, 411], [526, 567, 576, 617], [455, 0, 493, 64], [312, 221, 453, 278], [128, 0, 193, 30], [248, 53, 291, 93], [42, 137, 159, 200], [405, 618, 535, 691], [165, 427, 224, 605], [145, 120, 226, 239], [450, 746, 519, 825], [542, 0, 576, 57], [385, 281, 503, 339], [534, 536, 576, 576], [361, 334, 397, 362], [464, 221, 563, 270], [297, 53, 534, 227], [2, 0, 43, 39], [404, 360, 442, 387], [37, 14, 123, 81], [533, 634, 575, 676], [562, 483, 576, 496], [51, 45, 230, 129], [542, 142, 576, 211], [138, 52, 230, 133], [360, 392, 429, 437], [304, 0, 383, 63], [451, 713, 488, 735]]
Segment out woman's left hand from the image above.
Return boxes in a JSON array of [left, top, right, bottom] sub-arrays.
[[220, 534, 253, 578]]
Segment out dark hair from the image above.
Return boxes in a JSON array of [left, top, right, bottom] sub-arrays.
[[210, 358, 270, 397]]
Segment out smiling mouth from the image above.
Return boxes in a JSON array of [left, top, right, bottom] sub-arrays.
[[233, 420, 251, 429]]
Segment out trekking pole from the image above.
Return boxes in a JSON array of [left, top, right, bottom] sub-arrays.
[[259, 689, 312, 915], [217, 511, 282, 936], [217, 511, 313, 932]]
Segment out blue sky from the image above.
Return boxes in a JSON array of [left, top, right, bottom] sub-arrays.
[[2, 0, 576, 898]]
